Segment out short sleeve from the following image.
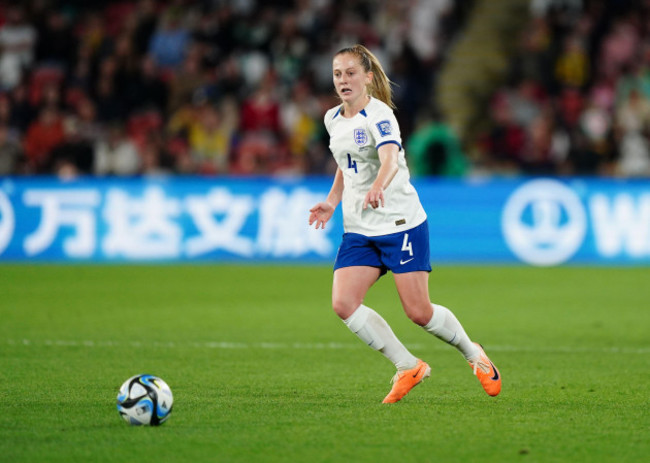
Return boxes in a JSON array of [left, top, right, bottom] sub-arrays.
[[324, 106, 341, 135], [368, 108, 402, 150], [323, 112, 331, 135]]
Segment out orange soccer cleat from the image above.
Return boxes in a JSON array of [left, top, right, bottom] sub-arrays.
[[469, 343, 501, 396], [382, 359, 431, 404]]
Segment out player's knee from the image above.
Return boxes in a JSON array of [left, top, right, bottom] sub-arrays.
[[332, 296, 358, 320], [404, 304, 433, 326]]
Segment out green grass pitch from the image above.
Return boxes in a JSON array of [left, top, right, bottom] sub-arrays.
[[1, 264, 649, 462]]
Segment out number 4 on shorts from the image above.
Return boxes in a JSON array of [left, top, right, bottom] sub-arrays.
[[402, 233, 413, 256]]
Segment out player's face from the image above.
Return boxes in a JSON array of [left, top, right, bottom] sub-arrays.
[[332, 53, 372, 106]]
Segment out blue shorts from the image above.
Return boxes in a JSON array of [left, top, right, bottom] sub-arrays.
[[334, 220, 432, 275]]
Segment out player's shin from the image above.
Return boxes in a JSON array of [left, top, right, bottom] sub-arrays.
[[423, 303, 480, 360], [343, 304, 418, 370]]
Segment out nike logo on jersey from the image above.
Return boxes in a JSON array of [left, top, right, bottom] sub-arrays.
[[400, 258, 414, 265]]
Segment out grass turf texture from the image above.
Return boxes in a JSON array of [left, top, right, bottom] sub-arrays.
[[1, 265, 648, 463]]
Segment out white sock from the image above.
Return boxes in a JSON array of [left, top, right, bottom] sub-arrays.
[[343, 304, 418, 371], [423, 303, 480, 360]]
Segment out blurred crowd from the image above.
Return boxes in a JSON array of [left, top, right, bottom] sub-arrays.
[[4, 0, 649, 179], [478, 0, 650, 177], [0, 0, 466, 177]]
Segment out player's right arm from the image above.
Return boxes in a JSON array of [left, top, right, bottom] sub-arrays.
[[309, 167, 344, 229], [363, 142, 399, 209]]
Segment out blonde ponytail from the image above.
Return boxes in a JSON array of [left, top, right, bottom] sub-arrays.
[[335, 44, 396, 109]]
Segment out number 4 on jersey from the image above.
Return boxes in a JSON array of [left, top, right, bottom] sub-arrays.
[[347, 153, 358, 173]]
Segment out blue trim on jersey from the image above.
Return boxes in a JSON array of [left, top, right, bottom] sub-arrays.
[[332, 107, 367, 119], [376, 140, 402, 151]]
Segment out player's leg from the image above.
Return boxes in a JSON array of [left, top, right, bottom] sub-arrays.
[[393, 271, 501, 396], [393, 271, 478, 358], [383, 221, 477, 359], [333, 265, 417, 370], [386, 220, 501, 396], [333, 231, 431, 403], [333, 266, 430, 403]]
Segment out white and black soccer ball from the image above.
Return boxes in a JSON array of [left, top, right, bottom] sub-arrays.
[[116, 374, 173, 426]]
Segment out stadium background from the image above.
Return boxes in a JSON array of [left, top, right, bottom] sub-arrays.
[[1, 0, 649, 265]]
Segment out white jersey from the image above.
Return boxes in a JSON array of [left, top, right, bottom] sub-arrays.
[[324, 97, 427, 236]]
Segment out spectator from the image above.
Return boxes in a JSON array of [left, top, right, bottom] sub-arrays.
[[23, 105, 64, 173], [240, 71, 282, 135], [50, 116, 95, 177], [140, 133, 175, 176], [508, 79, 546, 128], [617, 130, 650, 177], [481, 91, 527, 172], [599, 18, 640, 80], [407, 110, 467, 177], [73, 96, 104, 144], [188, 104, 232, 174], [280, 79, 321, 168], [8, 82, 32, 133], [521, 110, 558, 174], [148, 9, 190, 71], [0, 124, 23, 174], [166, 47, 206, 112], [554, 34, 590, 89], [34, 9, 75, 69], [132, 0, 159, 57], [112, 33, 141, 100], [0, 6, 37, 91], [127, 55, 168, 113], [94, 122, 141, 176], [235, 70, 289, 174], [407, 0, 454, 62], [616, 87, 650, 134], [94, 76, 126, 123], [76, 11, 107, 59], [0, 93, 13, 129]]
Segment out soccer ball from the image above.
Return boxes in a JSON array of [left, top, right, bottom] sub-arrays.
[[116, 374, 173, 426]]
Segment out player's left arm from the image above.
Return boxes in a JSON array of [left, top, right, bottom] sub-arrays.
[[363, 143, 399, 209]]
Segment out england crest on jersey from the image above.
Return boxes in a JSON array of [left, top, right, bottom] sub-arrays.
[[354, 128, 368, 146], [376, 120, 392, 137]]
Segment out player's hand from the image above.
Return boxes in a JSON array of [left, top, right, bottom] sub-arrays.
[[309, 202, 335, 229], [363, 186, 385, 209]]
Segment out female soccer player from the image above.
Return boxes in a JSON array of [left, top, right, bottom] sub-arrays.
[[308, 44, 501, 403]]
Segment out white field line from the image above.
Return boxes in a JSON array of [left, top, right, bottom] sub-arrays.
[[4, 339, 650, 354]]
